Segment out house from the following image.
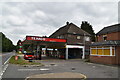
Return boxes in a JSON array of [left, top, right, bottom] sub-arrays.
[[49, 22, 91, 59], [90, 23, 120, 65]]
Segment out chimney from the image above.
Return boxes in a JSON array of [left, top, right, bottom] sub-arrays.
[[66, 21, 69, 25]]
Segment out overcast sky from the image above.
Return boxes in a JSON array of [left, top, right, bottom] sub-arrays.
[[0, 0, 119, 45]]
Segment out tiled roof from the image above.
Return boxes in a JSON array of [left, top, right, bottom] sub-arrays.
[[91, 40, 120, 46], [49, 22, 91, 38], [97, 24, 120, 35]]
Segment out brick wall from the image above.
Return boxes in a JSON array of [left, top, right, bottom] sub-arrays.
[[97, 31, 120, 41], [115, 46, 120, 65], [90, 56, 116, 65], [67, 34, 91, 45]]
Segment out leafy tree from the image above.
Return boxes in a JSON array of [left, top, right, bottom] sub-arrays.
[[1, 32, 16, 52], [80, 21, 95, 42]]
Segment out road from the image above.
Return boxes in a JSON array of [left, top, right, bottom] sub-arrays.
[[1, 57, 119, 80], [0, 52, 15, 79], [2, 52, 15, 65]]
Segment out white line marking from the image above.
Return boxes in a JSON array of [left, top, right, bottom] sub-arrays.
[[18, 68, 50, 71], [0, 53, 12, 79], [40, 68, 49, 70], [3, 55, 13, 65], [0, 64, 9, 79]]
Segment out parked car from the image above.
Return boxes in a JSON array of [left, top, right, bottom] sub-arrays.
[[24, 53, 34, 60]]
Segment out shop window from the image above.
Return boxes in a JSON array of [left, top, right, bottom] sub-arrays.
[[91, 49, 97, 55], [104, 49, 110, 55], [97, 49, 103, 55], [91, 46, 115, 56]]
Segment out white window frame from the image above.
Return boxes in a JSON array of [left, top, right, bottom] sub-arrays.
[[90, 46, 115, 56]]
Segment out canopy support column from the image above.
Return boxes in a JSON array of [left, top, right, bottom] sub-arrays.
[[66, 48, 68, 60], [82, 46, 85, 59]]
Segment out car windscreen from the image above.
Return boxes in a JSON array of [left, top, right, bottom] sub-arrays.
[[25, 53, 34, 55]]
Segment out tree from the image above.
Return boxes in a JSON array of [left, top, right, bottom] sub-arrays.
[[17, 40, 21, 46], [1, 32, 16, 52], [80, 21, 95, 42], [16, 40, 22, 52]]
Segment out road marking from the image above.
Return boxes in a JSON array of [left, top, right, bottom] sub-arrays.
[[0, 54, 13, 79], [3, 55, 13, 65], [18, 68, 50, 71], [0, 64, 9, 79], [40, 68, 49, 70]]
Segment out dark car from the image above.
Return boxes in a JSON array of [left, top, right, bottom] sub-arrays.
[[24, 53, 34, 60]]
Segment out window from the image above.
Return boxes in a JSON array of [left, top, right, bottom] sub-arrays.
[[58, 35, 64, 39], [91, 49, 97, 55], [77, 36, 81, 39], [97, 49, 103, 55], [104, 49, 110, 55], [103, 35, 107, 41], [91, 46, 115, 56], [57, 36, 60, 38]]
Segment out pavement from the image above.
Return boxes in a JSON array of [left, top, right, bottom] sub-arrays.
[[26, 72, 86, 79]]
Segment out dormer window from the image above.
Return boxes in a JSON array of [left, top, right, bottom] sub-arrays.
[[103, 35, 107, 41]]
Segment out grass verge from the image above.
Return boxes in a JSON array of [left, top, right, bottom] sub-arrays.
[[9, 56, 43, 65]]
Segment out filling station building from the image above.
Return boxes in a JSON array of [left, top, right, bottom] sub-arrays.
[[22, 22, 91, 60]]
